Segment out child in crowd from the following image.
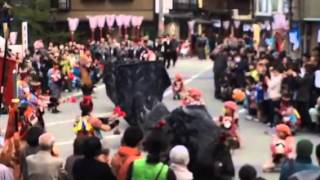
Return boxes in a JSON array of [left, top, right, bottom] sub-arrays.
[[215, 101, 241, 149], [245, 76, 258, 120], [172, 73, 185, 100], [72, 62, 81, 90], [263, 124, 295, 172], [276, 97, 301, 133]]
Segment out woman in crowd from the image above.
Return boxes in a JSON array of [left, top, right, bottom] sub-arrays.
[[169, 145, 193, 180], [126, 127, 176, 180]]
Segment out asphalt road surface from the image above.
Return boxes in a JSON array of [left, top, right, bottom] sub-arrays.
[[1, 58, 319, 180]]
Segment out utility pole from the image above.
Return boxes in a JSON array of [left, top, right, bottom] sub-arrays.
[[289, 0, 293, 29], [158, 0, 164, 36], [288, 0, 293, 55]]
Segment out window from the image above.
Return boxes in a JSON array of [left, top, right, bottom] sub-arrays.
[[255, 0, 286, 16], [173, 0, 197, 10], [58, 0, 69, 9], [176, 0, 189, 3], [51, 0, 70, 10], [257, 0, 270, 15]]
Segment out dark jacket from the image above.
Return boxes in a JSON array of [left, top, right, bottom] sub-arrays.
[[289, 169, 320, 180], [295, 73, 314, 102], [65, 155, 83, 180], [73, 158, 116, 180], [212, 53, 228, 75], [169, 39, 179, 53]]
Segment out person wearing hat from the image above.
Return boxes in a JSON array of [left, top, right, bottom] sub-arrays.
[[215, 101, 241, 149], [172, 73, 185, 100], [181, 88, 204, 106], [263, 124, 295, 172], [169, 145, 193, 180], [280, 139, 319, 180]]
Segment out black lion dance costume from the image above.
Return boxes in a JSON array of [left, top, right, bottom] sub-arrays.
[[103, 60, 235, 180]]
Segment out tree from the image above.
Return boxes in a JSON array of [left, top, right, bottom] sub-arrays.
[[10, 0, 68, 44]]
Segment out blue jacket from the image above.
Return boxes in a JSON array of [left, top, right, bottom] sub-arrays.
[[280, 159, 319, 180], [289, 169, 320, 180]]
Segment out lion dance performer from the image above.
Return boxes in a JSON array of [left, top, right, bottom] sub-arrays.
[[73, 97, 121, 138], [215, 101, 241, 149], [263, 124, 295, 172], [172, 73, 185, 100]]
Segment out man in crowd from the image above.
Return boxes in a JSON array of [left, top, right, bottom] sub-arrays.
[[280, 139, 319, 180], [111, 126, 143, 180], [73, 136, 116, 180], [211, 47, 228, 99], [26, 133, 63, 180], [168, 35, 179, 68], [289, 143, 320, 179]]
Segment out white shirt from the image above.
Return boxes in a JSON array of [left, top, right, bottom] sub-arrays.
[[315, 70, 320, 88]]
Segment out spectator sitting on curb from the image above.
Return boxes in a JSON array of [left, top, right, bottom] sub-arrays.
[[289, 143, 320, 180], [280, 139, 319, 180]]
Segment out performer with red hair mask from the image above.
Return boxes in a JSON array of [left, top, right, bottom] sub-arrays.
[[263, 123, 295, 172], [172, 73, 185, 100], [181, 88, 204, 106], [73, 97, 120, 139], [215, 101, 241, 150]]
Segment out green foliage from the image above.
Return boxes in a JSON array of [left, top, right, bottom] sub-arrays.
[[10, 0, 68, 43]]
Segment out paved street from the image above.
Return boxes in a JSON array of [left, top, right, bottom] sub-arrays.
[[1, 58, 320, 179]]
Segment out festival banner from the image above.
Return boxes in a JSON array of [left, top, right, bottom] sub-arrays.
[[22, 22, 28, 57], [67, 18, 79, 42]]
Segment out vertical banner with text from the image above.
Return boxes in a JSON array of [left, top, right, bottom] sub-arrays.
[[22, 22, 28, 57]]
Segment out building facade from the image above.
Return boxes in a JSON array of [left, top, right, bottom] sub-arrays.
[[51, 0, 154, 21], [297, 0, 320, 53], [165, 0, 198, 39], [51, 0, 156, 39]]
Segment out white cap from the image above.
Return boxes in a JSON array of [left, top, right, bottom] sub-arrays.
[[169, 145, 190, 165]]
